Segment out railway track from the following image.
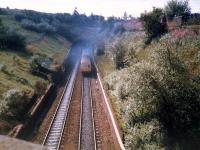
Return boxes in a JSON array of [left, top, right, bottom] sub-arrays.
[[79, 77, 96, 150], [42, 62, 79, 150], [59, 71, 82, 150]]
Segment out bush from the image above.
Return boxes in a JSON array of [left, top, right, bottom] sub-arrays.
[[186, 14, 200, 25], [34, 81, 47, 96], [113, 43, 129, 69], [1, 89, 30, 119], [0, 21, 25, 51], [96, 43, 105, 55], [125, 119, 166, 150], [150, 44, 200, 134], [30, 55, 53, 73], [140, 8, 167, 44], [0, 29, 26, 51]]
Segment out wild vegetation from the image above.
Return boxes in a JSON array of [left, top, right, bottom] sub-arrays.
[[97, 1, 200, 149]]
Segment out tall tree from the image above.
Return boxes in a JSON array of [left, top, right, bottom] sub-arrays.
[[164, 0, 191, 20]]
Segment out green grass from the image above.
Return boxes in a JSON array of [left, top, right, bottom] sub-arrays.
[[0, 51, 41, 95]]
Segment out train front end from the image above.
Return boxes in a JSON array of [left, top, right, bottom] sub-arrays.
[[80, 55, 92, 74]]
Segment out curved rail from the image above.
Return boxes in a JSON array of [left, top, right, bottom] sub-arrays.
[[78, 77, 96, 150], [42, 62, 79, 150]]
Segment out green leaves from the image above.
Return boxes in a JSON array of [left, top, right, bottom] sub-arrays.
[[164, 0, 191, 20], [140, 8, 167, 44]]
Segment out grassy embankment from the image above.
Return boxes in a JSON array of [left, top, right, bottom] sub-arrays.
[[0, 13, 71, 134]]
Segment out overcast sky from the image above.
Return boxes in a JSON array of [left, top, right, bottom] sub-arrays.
[[0, 0, 199, 17]]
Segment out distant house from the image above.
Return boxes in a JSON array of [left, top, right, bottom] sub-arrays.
[[122, 18, 143, 31]]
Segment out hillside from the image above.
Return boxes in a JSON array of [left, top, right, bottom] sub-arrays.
[[0, 11, 72, 134]]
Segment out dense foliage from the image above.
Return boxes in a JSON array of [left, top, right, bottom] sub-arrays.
[[12, 9, 106, 42], [104, 29, 200, 149], [187, 13, 200, 25], [21, 19, 56, 34], [0, 18, 25, 51], [140, 8, 167, 44], [0, 89, 31, 120], [113, 43, 129, 69]]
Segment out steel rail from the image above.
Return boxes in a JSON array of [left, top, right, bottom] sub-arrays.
[[42, 62, 79, 150], [78, 77, 96, 150]]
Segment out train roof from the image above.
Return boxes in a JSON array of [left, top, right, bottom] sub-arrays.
[[81, 55, 90, 63]]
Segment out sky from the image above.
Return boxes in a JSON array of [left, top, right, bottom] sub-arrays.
[[0, 0, 199, 17]]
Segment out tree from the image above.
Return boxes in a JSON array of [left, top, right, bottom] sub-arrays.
[[114, 43, 129, 69], [164, 0, 191, 20], [140, 8, 168, 44]]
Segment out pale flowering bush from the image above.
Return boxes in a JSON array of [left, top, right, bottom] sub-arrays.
[[0, 88, 30, 119], [157, 31, 200, 75], [106, 31, 144, 70], [125, 119, 166, 150], [105, 68, 132, 101]]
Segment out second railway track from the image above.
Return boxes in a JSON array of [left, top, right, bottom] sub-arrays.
[[79, 77, 96, 150], [43, 62, 79, 150]]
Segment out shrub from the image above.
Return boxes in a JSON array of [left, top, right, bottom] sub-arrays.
[[34, 81, 47, 96], [6, 30, 25, 50], [151, 44, 200, 135], [30, 55, 53, 73], [97, 43, 105, 55], [30, 55, 45, 72], [1, 89, 30, 119], [113, 43, 129, 69], [186, 14, 200, 25], [140, 8, 167, 44], [125, 119, 166, 150], [0, 28, 26, 51]]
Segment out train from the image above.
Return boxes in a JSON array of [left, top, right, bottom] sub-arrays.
[[80, 50, 92, 74]]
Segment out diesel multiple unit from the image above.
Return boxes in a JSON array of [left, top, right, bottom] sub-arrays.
[[80, 51, 92, 74]]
